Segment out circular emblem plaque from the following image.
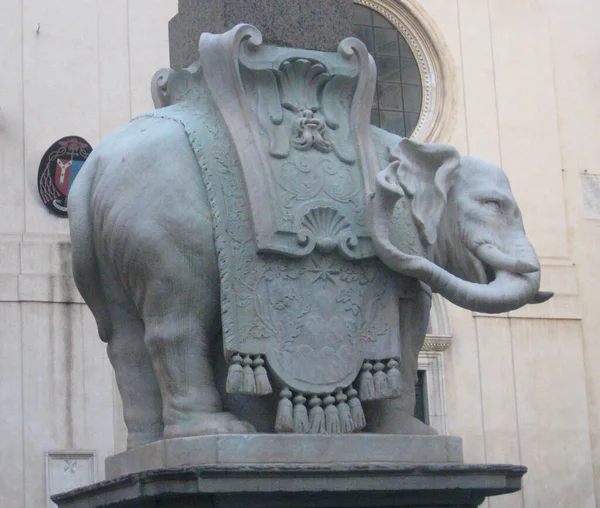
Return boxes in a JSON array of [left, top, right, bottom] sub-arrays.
[[37, 136, 92, 217]]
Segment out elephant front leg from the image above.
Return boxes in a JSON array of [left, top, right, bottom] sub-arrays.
[[365, 281, 437, 435], [144, 316, 256, 437]]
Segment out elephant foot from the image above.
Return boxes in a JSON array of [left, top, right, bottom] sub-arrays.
[[164, 411, 256, 438], [367, 410, 438, 435], [127, 430, 164, 449]]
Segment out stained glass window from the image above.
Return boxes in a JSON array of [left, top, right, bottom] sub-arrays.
[[354, 4, 423, 137]]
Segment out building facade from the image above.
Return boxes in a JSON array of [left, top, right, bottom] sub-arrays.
[[0, 1, 598, 507]]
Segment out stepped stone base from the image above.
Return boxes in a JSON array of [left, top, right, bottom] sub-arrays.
[[52, 462, 526, 508], [105, 434, 464, 479], [52, 435, 525, 507]]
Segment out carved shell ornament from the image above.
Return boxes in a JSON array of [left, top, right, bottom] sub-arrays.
[[297, 206, 359, 256], [277, 59, 329, 112]]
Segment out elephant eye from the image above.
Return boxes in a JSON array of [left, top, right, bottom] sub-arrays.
[[484, 199, 502, 211]]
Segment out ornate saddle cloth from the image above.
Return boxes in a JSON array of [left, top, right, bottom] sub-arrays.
[[144, 26, 404, 433]]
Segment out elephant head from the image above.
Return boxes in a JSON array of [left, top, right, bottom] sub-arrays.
[[369, 138, 553, 314]]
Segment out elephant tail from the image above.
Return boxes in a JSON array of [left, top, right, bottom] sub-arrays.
[[68, 153, 112, 342]]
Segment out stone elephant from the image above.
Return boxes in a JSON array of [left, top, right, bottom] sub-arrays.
[[68, 25, 551, 449], [68, 109, 550, 447], [363, 135, 552, 433]]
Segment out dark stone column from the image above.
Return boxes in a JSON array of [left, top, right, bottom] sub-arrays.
[[169, 0, 355, 68]]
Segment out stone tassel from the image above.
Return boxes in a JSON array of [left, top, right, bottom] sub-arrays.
[[323, 395, 340, 433], [335, 389, 354, 433], [242, 355, 256, 394], [308, 396, 325, 433], [386, 358, 402, 396], [293, 394, 310, 433], [253, 356, 272, 395], [225, 353, 244, 393], [373, 361, 388, 398], [358, 361, 375, 400], [347, 387, 366, 430], [275, 388, 294, 433]]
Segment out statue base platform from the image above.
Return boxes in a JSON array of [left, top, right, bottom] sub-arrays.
[[52, 435, 526, 507], [105, 434, 463, 479]]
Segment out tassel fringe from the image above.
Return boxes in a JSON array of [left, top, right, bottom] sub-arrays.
[[293, 394, 310, 433], [227, 353, 403, 433], [336, 389, 354, 433], [358, 361, 375, 400], [225, 354, 244, 393], [323, 395, 340, 433], [275, 388, 293, 432], [357, 357, 403, 401], [253, 357, 273, 395], [347, 387, 366, 430], [373, 361, 388, 398], [386, 359, 402, 397], [242, 355, 256, 394], [308, 396, 325, 433], [226, 353, 272, 395]]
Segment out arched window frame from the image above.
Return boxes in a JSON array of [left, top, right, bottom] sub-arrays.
[[355, 0, 457, 143]]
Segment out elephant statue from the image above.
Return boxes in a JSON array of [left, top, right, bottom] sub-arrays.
[[68, 26, 551, 448], [68, 121, 550, 447]]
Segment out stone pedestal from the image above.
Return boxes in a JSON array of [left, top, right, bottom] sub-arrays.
[[168, 0, 354, 68], [104, 434, 463, 479], [52, 435, 526, 507], [52, 463, 525, 508]]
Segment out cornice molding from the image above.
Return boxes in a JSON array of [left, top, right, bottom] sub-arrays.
[[422, 335, 452, 352]]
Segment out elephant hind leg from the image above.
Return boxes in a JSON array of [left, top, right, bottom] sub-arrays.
[[106, 303, 164, 448], [126, 212, 255, 436], [143, 314, 256, 438]]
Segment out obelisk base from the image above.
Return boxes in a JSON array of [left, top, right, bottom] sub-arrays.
[[52, 463, 525, 508], [52, 435, 525, 507]]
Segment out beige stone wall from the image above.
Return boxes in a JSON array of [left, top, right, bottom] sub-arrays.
[[0, 2, 177, 506], [420, 0, 600, 506], [0, 0, 598, 507]]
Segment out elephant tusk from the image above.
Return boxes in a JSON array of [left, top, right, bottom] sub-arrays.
[[474, 243, 539, 274], [529, 290, 554, 304]]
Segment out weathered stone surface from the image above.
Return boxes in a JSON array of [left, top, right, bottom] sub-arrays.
[[168, 0, 355, 68], [69, 24, 550, 453], [52, 463, 526, 508], [105, 434, 464, 479]]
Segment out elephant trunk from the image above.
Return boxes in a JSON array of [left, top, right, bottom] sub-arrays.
[[369, 180, 551, 314], [420, 261, 542, 314]]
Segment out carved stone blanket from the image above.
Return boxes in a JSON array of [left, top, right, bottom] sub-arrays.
[[144, 30, 403, 406]]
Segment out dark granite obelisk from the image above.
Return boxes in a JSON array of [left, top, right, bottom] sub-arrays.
[[168, 0, 355, 68]]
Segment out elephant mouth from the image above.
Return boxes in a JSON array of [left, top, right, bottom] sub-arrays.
[[482, 261, 496, 284], [462, 242, 553, 309], [471, 242, 540, 279], [463, 246, 496, 285]]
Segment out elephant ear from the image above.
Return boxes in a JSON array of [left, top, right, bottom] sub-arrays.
[[388, 138, 461, 246]]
